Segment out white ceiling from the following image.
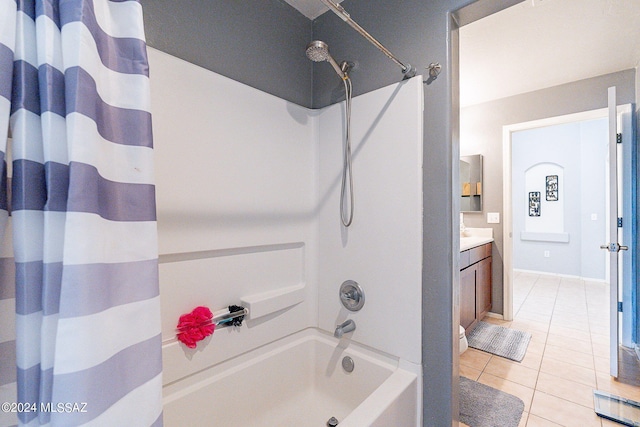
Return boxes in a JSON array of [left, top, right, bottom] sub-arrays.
[[460, 0, 640, 106], [283, 0, 342, 19]]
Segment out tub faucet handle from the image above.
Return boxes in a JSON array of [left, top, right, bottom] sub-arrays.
[[334, 319, 356, 338], [339, 280, 365, 311]]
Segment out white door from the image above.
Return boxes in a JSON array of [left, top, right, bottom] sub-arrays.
[[601, 86, 628, 378]]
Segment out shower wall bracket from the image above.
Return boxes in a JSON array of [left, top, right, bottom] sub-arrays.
[[427, 63, 442, 78]]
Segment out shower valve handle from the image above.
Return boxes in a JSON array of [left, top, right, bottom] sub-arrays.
[[339, 280, 365, 311], [341, 290, 357, 302]]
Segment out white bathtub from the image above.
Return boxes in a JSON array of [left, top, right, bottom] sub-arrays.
[[162, 328, 419, 426]]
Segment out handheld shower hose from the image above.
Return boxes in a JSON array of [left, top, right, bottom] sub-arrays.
[[305, 40, 354, 227]]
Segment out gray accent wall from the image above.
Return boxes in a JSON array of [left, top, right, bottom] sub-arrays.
[[461, 69, 636, 315], [140, 0, 313, 107]]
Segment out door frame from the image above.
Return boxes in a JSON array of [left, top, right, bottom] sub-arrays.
[[501, 105, 632, 321]]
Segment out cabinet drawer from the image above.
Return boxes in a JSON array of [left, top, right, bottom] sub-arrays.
[[468, 243, 491, 265]]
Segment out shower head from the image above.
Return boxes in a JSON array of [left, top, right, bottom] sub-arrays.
[[306, 40, 331, 62], [305, 40, 346, 79]]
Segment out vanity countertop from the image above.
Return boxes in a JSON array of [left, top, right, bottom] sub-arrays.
[[460, 236, 494, 251], [460, 227, 494, 252]]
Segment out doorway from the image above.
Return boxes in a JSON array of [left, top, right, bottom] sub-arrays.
[[502, 104, 635, 371], [455, 0, 640, 424]]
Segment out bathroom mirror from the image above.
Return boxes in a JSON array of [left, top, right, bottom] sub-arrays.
[[460, 154, 483, 212]]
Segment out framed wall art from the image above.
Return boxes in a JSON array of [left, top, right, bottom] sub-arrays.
[[546, 175, 558, 201], [529, 191, 541, 217]]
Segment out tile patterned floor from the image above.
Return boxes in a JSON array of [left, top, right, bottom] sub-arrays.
[[460, 271, 640, 427]]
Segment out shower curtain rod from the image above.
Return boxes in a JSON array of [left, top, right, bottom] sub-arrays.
[[320, 0, 416, 79]]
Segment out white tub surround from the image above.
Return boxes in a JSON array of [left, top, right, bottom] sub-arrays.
[[150, 48, 424, 426], [460, 227, 494, 251], [317, 77, 424, 366], [162, 329, 419, 427]]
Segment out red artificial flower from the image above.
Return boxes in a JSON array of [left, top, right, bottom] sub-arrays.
[[176, 306, 215, 348]]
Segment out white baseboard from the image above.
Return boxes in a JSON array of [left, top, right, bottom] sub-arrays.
[[485, 312, 504, 320], [513, 268, 607, 284]]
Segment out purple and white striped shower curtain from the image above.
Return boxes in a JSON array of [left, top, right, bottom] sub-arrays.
[[0, 0, 163, 425]]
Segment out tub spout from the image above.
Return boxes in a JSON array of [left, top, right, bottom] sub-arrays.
[[334, 319, 356, 338]]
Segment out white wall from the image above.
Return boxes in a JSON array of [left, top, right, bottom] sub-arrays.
[[512, 118, 607, 279], [316, 78, 424, 365], [149, 48, 318, 385], [149, 48, 424, 389]]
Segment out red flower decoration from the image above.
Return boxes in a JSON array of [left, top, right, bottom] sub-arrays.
[[176, 306, 215, 348]]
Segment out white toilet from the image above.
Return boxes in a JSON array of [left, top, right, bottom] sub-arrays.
[[459, 325, 468, 354]]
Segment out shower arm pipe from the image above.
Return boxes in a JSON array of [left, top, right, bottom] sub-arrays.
[[320, 0, 416, 79]]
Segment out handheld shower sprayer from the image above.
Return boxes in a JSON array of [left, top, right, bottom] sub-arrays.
[[305, 40, 355, 227], [305, 40, 352, 79]]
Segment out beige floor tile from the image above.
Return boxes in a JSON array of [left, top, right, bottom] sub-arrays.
[[595, 371, 640, 401], [516, 348, 544, 371], [592, 343, 610, 358], [588, 313, 609, 323], [545, 333, 593, 355], [540, 357, 596, 387], [549, 318, 590, 332], [553, 305, 587, 315], [593, 355, 610, 373], [525, 414, 562, 426], [588, 312, 609, 321], [550, 310, 589, 321], [529, 391, 602, 427], [484, 357, 539, 388], [589, 324, 610, 336], [535, 372, 596, 408], [542, 344, 595, 370], [590, 333, 609, 346], [526, 339, 547, 355], [527, 329, 549, 345], [459, 274, 639, 427], [459, 363, 481, 381], [532, 277, 560, 286], [459, 348, 491, 371], [519, 412, 529, 427], [511, 319, 550, 333], [483, 317, 512, 327], [478, 372, 535, 412], [554, 301, 586, 309], [516, 310, 552, 324], [520, 303, 555, 316], [547, 324, 591, 343], [530, 285, 560, 293]]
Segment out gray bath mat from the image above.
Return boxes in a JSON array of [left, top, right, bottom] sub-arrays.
[[467, 321, 531, 362], [460, 376, 524, 427]]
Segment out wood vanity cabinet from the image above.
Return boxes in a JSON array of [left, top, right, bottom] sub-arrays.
[[460, 242, 492, 334]]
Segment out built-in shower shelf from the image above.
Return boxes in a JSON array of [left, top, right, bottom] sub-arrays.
[[240, 284, 305, 320]]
